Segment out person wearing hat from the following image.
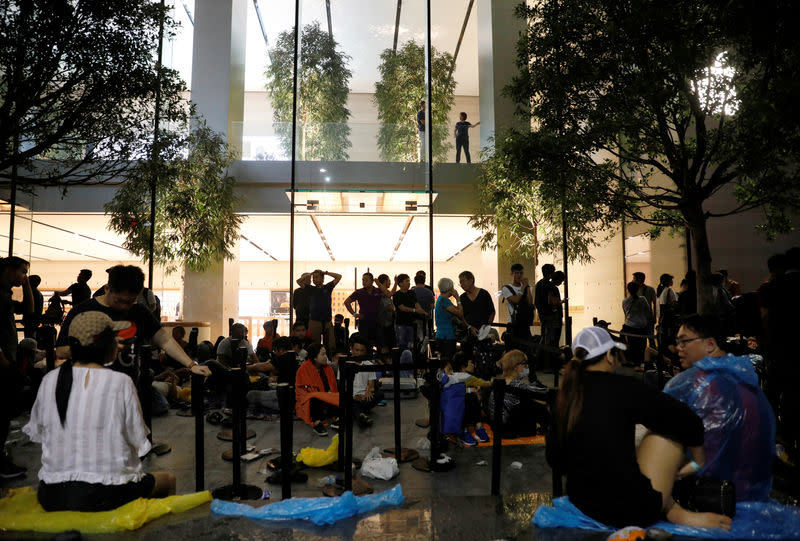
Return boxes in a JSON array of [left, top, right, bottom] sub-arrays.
[[55, 265, 210, 378], [547, 326, 732, 530], [23, 311, 176, 511]]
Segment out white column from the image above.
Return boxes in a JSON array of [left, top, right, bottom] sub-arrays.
[[477, 0, 526, 151]]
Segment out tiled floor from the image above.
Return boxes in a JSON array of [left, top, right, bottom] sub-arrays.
[[2, 373, 591, 540]]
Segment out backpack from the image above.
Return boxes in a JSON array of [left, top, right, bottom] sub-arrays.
[[504, 285, 535, 327]]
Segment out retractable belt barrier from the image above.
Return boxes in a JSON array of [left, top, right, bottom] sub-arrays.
[[490, 378, 561, 497]]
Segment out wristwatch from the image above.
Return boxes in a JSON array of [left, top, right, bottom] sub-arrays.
[[188, 361, 199, 368]]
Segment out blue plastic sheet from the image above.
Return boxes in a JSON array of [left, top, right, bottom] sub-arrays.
[[534, 496, 800, 539], [211, 484, 404, 526]]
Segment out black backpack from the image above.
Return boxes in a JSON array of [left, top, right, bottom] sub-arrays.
[[504, 285, 535, 327]]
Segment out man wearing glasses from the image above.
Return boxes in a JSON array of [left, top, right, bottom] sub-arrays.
[[663, 314, 774, 502]]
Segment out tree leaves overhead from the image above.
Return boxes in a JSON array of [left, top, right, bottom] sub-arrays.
[[476, 0, 800, 312], [374, 41, 456, 162], [0, 0, 189, 187], [265, 21, 352, 161], [105, 119, 242, 273]]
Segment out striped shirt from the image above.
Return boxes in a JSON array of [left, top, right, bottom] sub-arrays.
[[23, 366, 151, 485]]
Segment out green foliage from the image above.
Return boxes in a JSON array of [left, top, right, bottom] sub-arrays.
[[374, 41, 456, 162], [0, 0, 189, 186], [477, 0, 800, 312], [105, 120, 242, 273], [265, 21, 352, 160]]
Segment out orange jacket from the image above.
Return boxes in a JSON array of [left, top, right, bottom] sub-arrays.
[[295, 359, 339, 425]]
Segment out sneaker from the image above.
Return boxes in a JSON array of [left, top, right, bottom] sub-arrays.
[[357, 413, 374, 428], [474, 426, 490, 443], [312, 423, 328, 437], [329, 418, 340, 431], [529, 379, 549, 393], [461, 430, 477, 447], [0, 456, 26, 479]]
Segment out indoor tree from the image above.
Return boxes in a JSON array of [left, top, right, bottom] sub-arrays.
[[265, 21, 352, 161], [105, 119, 243, 273], [374, 40, 456, 162], [476, 0, 800, 313]]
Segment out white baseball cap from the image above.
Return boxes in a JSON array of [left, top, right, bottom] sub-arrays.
[[572, 326, 627, 360]]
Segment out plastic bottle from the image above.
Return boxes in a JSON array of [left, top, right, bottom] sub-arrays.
[[316, 474, 339, 487]]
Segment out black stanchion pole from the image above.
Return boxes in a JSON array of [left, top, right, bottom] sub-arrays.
[[231, 367, 243, 497], [429, 356, 441, 470], [337, 360, 346, 470], [277, 383, 292, 500], [392, 349, 402, 461], [491, 378, 505, 495], [237, 346, 248, 454], [139, 345, 154, 440], [343, 362, 355, 491], [192, 372, 205, 492]]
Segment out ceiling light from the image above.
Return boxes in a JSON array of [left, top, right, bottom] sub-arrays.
[[320, 168, 326, 173], [325, 177, 331, 182]]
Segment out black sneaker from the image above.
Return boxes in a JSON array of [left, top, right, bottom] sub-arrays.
[[529, 379, 549, 393], [0, 457, 26, 479], [313, 423, 328, 437], [357, 413, 374, 428], [329, 418, 340, 431]]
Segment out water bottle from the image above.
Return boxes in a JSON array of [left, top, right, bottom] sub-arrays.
[[316, 474, 339, 487]]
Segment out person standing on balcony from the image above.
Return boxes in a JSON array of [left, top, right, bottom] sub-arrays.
[[417, 101, 426, 162], [306, 269, 342, 351], [454, 112, 480, 163]]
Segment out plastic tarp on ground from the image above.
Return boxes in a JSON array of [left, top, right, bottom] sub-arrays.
[[534, 496, 800, 539], [0, 486, 211, 534], [211, 484, 404, 526]]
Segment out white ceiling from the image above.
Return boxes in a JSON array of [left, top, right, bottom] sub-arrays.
[[168, 0, 481, 95], [2, 211, 482, 263]]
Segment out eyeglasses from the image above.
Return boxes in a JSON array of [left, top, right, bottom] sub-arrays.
[[675, 336, 705, 347]]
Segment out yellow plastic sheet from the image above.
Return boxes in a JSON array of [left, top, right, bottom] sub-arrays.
[[0, 486, 211, 534], [296, 434, 339, 467]]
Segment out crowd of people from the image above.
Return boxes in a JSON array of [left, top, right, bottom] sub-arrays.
[[0, 248, 796, 528]]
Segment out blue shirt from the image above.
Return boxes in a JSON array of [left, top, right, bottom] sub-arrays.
[[435, 296, 456, 340]]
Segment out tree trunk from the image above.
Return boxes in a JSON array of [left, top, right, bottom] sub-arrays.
[[686, 205, 715, 315]]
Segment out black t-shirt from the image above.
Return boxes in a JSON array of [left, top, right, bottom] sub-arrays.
[[273, 352, 299, 386], [535, 279, 561, 319], [69, 282, 91, 306], [56, 298, 162, 348], [454, 121, 471, 139], [546, 372, 703, 527], [417, 109, 425, 131], [307, 282, 336, 322], [393, 290, 418, 326], [293, 287, 310, 324], [459, 289, 495, 328], [0, 286, 23, 361]]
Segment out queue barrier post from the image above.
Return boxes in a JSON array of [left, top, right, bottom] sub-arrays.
[[191, 372, 205, 492], [342, 361, 355, 491], [490, 378, 505, 496], [337, 360, 346, 470], [276, 382, 293, 500], [212, 346, 261, 500]]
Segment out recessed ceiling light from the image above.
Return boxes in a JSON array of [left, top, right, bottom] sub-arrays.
[[325, 177, 331, 182], [320, 168, 326, 172]]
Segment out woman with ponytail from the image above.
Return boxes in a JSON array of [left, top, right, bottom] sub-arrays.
[[23, 311, 175, 511], [546, 326, 732, 530]]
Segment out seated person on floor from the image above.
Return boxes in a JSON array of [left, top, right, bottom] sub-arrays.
[[487, 349, 550, 438], [547, 326, 731, 530], [256, 319, 279, 362], [296, 343, 339, 437], [216, 323, 274, 375], [348, 333, 384, 428], [438, 352, 491, 446], [246, 336, 299, 413], [664, 314, 775, 501], [23, 311, 176, 512]]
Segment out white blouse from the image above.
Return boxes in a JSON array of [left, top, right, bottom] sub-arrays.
[[23, 366, 151, 485]]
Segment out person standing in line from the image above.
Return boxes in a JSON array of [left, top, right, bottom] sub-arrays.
[[633, 272, 657, 346], [453, 112, 479, 163], [23, 275, 44, 339], [392, 274, 426, 351], [56, 269, 92, 307], [434, 277, 463, 362], [293, 273, 312, 328], [344, 272, 383, 348], [503, 263, 536, 341], [375, 274, 396, 357], [305, 269, 342, 351], [416, 101, 426, 162], [411, 272, 435, 341], [0, 256, 33, 479]]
